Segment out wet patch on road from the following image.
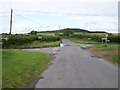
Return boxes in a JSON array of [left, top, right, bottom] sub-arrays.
[[91, 54, 101, 58]]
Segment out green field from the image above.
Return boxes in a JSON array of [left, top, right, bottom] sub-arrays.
[[2, 49, 52, 88]]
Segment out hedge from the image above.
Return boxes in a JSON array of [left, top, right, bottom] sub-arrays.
[[2, 34, 60, 49], [71, 33, 120, 43], [42, 35, 60, 42], [2, 35, 38, 48]]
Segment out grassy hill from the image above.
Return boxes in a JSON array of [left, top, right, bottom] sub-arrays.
[[38, 28, 89, 33], [35, 28, 108, 34]]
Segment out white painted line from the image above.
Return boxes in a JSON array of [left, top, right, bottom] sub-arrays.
[[53, 47, 57, 50], [56, 47, 59, 51], [52, 47, 60, 54]]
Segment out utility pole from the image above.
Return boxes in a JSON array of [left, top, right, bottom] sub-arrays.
[[9, 9, 13, 35], [59, 26, 61, 38], [59, 26, 60, 33]]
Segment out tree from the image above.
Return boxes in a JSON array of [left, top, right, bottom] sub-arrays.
[[63, 28, 74, 37], [2, 33, 8, 35], [29, 30, 37, 35]]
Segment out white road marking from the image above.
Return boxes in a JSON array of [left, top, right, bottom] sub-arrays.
[[53, 47, 57, 50], [56, 47, 60, 51], [52, 47, 60, 54]]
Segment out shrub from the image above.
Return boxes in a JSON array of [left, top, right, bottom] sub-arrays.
[[63, 28, 74, 37], [108, 35, 120, 43], [42, 35, 60, 42]]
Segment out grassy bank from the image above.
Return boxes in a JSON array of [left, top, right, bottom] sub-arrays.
[[2, 49, 52, 88], [70, 38, 119, 64], [89, 44, 119, 63]]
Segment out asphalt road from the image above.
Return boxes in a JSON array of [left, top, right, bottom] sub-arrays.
[[32, 39, 118, 88]]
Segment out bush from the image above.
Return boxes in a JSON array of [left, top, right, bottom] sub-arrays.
[[63, 28, 74, 37], [42, 35, 60, 42], [108, 35, 120, 43]]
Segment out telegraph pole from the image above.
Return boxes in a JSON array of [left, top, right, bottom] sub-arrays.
[[59, 26, 60, 34], [59, 26, 61, 38], [9, 9, 13, 35]]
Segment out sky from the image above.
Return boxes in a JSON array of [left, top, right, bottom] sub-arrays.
[[0, 0, 119, 34]]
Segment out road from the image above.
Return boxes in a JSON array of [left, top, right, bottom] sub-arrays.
[[28, 39, 118, 88]]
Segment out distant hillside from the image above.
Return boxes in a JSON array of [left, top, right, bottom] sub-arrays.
[[89, 31, 107, 33], [66, 28, 89, 33], [38, 28, 89, 33], [32, 28, 108, 34]]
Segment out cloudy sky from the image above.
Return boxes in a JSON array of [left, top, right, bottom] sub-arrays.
[[0, 0, 119, 34]]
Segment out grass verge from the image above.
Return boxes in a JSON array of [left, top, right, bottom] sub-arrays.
[[89, 44, 119, 63], [70, 38, 119, 64], [2, 49, 52, 88], [4, 41, 60, 49], [30, 41, 60, 48]]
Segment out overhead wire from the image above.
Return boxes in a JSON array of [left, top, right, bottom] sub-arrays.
[[13, 12, 39, 24], [12, 11, 43, 33], [12, 10, 63, 30], [13, 9, 101, 16], [9, 9, 101, 32], [0, 12, 9, 13]]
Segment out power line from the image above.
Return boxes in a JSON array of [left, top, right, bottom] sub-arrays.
[[13, 12, 39, 24], [12, 11, 64, 30], [13, 9, 102, 16], [0, 15, 9, 17], [0, 12, 9, 13]]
